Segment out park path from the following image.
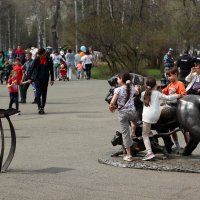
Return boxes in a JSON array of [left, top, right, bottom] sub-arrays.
[[0, 79, 200, 200]]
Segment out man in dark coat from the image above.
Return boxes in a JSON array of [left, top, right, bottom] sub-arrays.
[[177, 50, 194, 83], [27, 48, 54, 114]]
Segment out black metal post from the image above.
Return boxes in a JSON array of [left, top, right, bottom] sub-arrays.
[[0, 109, 17, 173]]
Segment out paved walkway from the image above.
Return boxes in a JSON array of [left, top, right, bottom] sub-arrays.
[[0, 79, 200, 200]]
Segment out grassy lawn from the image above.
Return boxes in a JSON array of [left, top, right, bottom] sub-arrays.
[[145, 68, 162, 80], [91, 63, 112, 80], [83, 62, 162, 81]]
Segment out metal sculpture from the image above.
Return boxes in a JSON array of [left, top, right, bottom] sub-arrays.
[[0, 109, 17, 173], [177, 95, 200, 155], [106, 73, 200, 156]]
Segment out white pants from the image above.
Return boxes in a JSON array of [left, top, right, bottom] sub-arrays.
[[67, 67, 72, 80], [142, 122, 153, 154]]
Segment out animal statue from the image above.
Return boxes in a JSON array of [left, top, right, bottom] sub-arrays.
[[106, 73, 200, 157], [110, 102, 182, 157], [177, 95, 200, 155]]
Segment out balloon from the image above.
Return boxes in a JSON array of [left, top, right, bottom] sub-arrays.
[[80, 52, 85, 57], [80, 46, 86, 53]]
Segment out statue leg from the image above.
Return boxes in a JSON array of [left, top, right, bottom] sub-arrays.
[[151, 137, 168, 156], [162, 136, 174, 153], [182, 138, 199, 156]]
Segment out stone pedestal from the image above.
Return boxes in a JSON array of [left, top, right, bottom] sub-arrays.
[[98, 151, 200, 173]]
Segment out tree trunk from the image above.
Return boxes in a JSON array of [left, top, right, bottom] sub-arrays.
[[42, 20, 47, 48], [139, 0, 145, 18], [37, 18, 42, 48], [0, 17, 1, 50], [7, 9, 11, 48], [81, 0, 85, 19], [0, 0, 2, 49], [51, 0, 60, 51], [14, 10, 17, 48], [108, 0, 114, 19], [121, 0, 126, 25], [75, 0, 78, 52], [97, 0, 100, 16]]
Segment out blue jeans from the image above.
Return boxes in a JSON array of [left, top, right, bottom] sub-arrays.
[[85, 64, 92, 80], [76, 70, 82, 79], [9, 92, 19, 111], [53, 64, 60, 79]]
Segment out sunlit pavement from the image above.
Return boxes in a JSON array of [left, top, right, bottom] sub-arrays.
[[0, 79, 200, 200]]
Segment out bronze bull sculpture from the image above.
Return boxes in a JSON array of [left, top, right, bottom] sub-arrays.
[[106, 74, 200, 157], [177, 95, 200, 155]]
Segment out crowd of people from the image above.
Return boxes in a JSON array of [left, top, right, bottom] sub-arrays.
[[0, 45, 95, 115], [109, 47, 200, 161], [163, 48, 200, 86]]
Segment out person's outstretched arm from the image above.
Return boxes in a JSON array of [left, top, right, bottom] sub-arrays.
[[49, 57, 54, 85]]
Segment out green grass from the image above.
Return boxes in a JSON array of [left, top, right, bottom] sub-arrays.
[[91, 63, 112, 80], [145, 68, 162, 80], [79, 63, 162, 80]]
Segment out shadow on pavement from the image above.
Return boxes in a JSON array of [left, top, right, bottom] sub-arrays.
[[7, 167, 74, 174]]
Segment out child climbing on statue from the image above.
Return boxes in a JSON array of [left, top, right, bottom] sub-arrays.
[[141, 76, 182, 161], [162, 67, 189, 148], [109, 73, 139, 162]]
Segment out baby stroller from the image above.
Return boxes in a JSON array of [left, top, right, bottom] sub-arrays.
[[59, 65, 67, 81]]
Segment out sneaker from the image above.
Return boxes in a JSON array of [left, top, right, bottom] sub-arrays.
[[38, 108, 42, 114], [142, 153, 155, 161], [41, 109, 45, 114], [173, 146, 181, 154], [123, 155, 133, 162], [32, 98, 37, 104], [38, 108, 45, 115], [19, 100, 26, 104]]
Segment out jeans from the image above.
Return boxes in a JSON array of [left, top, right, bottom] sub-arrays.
[[85, 64, 92, 80], [53, 64, 60, 79], [76, 70, 82, 79], [9, 92, 19, 111], [31, 82, 37, 97], [35, 81, 48, 109]]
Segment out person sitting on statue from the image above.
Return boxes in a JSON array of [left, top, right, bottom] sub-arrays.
[[109, 73, 140, 162], [185, 64, 200, 95], [162, 67, 189, 149]]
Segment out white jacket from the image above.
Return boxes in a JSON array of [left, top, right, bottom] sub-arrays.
[[185, 72, 198, 91], [141, 90, 180, 124]]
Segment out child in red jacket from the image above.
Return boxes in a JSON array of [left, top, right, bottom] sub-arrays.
[[12, 57, 23, 84], [7, 70, 20, 115]]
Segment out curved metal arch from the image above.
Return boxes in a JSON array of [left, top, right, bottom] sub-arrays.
[[0, 119, 5, 172], [0, 109, 17, 173], [1, 115, 16, 172]]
